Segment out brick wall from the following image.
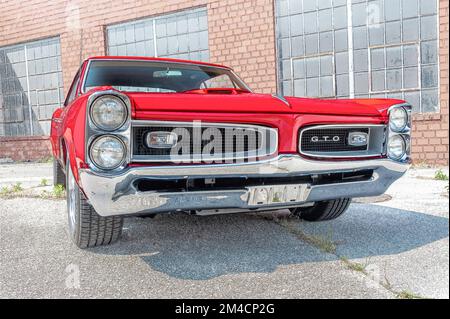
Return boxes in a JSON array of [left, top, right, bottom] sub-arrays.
[[0, 136, 51, 162], [0, 0, 448, 164], [410, 0, 449, 166]]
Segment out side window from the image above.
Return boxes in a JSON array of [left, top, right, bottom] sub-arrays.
[[64, 69, 81, 106]]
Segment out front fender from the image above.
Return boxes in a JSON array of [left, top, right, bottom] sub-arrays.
[[61, 96, 89, 183]]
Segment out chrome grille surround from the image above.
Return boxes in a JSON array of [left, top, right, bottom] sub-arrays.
[[299, 124, 387, 159], [131, 120, 278, 163]]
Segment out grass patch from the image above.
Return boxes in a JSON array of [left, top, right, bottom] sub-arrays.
[[53, 184, 65, 198], [0, 186, 11, 196], [278, 220, 336, 254], [12, 182, 23, 192], [397, 290, 424, 299], [39, 178, 49, 187], [340, 256, 367, 273], [435, 169, 449, 181]]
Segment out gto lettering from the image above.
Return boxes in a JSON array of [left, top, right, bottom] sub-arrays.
[[311, 135, 340, 142]]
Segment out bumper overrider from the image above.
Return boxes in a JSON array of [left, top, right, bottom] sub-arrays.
[[79, 155, 408, 217]]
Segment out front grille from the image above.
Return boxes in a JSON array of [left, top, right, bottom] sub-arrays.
[[300, 127, 370, 153], [131, 122, 277, 162]]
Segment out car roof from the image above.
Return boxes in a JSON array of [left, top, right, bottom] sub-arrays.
[[85, 56, 231, 69]]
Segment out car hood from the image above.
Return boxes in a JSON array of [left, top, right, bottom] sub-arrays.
[[124, 91, 404, 117]]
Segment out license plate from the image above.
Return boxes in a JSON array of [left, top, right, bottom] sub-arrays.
[[247, 184, 311, 206]]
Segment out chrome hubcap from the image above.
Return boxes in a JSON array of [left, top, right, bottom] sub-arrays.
[[67, 163, 77, 232]]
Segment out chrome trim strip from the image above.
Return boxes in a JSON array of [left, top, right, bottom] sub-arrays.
[[298, 124, 386, 159], [78, 154, 409, 217], [130, 120, 279, 163]]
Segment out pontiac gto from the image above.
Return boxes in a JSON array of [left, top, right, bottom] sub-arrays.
[[51, 56, 411, 248]]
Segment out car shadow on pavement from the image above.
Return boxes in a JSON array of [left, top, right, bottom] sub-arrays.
[[90, 203, 449, 280]]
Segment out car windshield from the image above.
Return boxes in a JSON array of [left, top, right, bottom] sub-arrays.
[[83, 60, 250, 93]]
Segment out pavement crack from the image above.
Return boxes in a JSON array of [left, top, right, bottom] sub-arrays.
[[273, 218, 430, 299]]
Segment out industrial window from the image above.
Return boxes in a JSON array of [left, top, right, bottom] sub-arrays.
[[275, 0, 440, 113], [0, 37, 63, 136], [107, 7, 209, 62]]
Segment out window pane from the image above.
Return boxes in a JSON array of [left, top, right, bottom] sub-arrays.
[[403, 45, 419, 66], [293, 59, 305, 78], [369, 24, 384, 46], [421, 89, 438, 112], [320, 55, 333, 76], [306, 57, 320, 77], [319, 31, 333, 52], [334, 29, 348, 51], [318, 9, 332, 31], [290, 14, 303, 36], [421, 41, 438, 64], [306, 77, 319, 97], [402, 0, 419, 18], [354, 72, 369, 94], [320, 76, 334, 97], [385, 0, 401, 21], [371, 48, 385, 70], [385, 21, 401, 44], [386, 46, 402, 68], [304, 12, 318, 34], [294, 79, 305, 96], [421, 64, 438, 88], [291, 36, 304, 57], [335, 51, 348, 74], [404, 67, 419, 88], [353, 26, 367, 49], [371, 70, 385, 91], [421, 15, 437, 40], [386, 69, 402, 90], [402, 18, 419, 41]]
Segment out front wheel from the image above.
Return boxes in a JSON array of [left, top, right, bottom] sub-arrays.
[[66, 158, 123, 248], [290, 198, 351, 221]]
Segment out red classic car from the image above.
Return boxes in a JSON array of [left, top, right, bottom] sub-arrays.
[[51, 56, 411, 248]]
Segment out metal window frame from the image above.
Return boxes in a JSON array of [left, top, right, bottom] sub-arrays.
[[274, 0, 441, 114], [0, 36, 63, 135], [105, 7, 208, 60]]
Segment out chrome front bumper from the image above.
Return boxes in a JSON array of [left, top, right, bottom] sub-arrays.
[[78, 155, 408, 217]]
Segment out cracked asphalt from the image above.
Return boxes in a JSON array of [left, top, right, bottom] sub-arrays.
[[0, 163, 448, 299]]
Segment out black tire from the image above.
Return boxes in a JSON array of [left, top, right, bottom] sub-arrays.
[[53, 158, 66, 187], [290, 198, 351, 221], [66, 157, 123, 248]]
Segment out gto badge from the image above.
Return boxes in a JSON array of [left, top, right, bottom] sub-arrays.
[[311, 136, 340, 142], [348, 132, 368, 147]]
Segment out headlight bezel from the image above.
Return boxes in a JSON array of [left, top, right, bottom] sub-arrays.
[[388, 105, 410, 133], [89, 94, 128, 132], [387, 103, 412, 163], [89, 134, 127, 170], [387, 134, 406, 160], [85, 90, 131, 172]]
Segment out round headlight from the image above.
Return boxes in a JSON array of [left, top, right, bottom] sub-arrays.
[[90, 135, 126, 169], [389, 107, 408, 132], [90, 95, 127, 131], [388, 134, 406, 160]]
